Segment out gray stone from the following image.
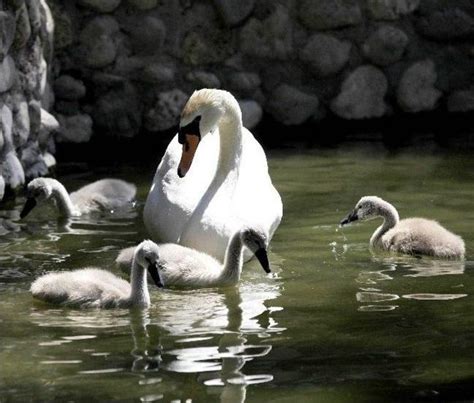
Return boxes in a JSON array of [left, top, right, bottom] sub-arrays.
[[1, 104, 13, 145], [397, 60, 442, 112], [227, 72, 261, 96], [0, 175, 4, 201], [13, 99, 30, 147], [0, 11, 16, 60], [366, 0, 420, 20], [39, 0, 54, 63], [77, 0, 121, 13], [13, 2, 31, 49], [2, 151, 25, 190], [79, 16, 119, 68], [54, 75, 86, 100], [416, 8, 474, 40], [28, 100, 41, 140], [266, 84, 319, 125], [42, 151, 56, 169], [127, 0, 157, 10], [0, 56, 17, 93], [331, 65, 388, 119], [145, 89, 188, 132], [92, 85, 141, 137], [213, 0, 255, 27], [128, 16, 166, 53], [140, 63, 175, 84], [55, 100, 81, 116], [240, 5, 292, 59], [239, 99, 262, 129], [183, 29, 235, 66], [56, 114, 93, 143], [363, 25, 408, 66], [39, 108, 59, 146], [26, 0, 42, 34], [300, 34, 351, 77], [447, 89, 474, 113], [21, 141, 48, 179], [299, 0, 362, 30], [186, 71, 221, 89]]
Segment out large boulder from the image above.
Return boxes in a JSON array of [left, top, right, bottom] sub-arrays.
[[126, 16, 166, 53], [0, 11, 16, 60], [331, 65, 388, 119], [240, 5, 292, 59], [397, 60, 442, 112], [299, 0, 362, 30], [213, 0, 255, 27], [0, 56, 17, 93], [145, 89, 188, 132], [366, 0, 420, 20], [362, 25, 408, 66], [56, 114, 93, 143], [266, 84, 319, 125], [300, 34, 351, 77], [79, 16, 120, 68]]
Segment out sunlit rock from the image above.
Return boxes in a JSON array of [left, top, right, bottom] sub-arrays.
[[300, 34, 351, 77], [397, 60, 442, 112], [331, 65, 388, 119], [362, 25, 408, 66]]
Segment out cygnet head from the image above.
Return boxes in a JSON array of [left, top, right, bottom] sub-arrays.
[[240, 227, 271, 274], [20, 178, 54, 218], [340, 196, 394, 226], [134, 240, 164, 288], [177, 89, 240, 178]]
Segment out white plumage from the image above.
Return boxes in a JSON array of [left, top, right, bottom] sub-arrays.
[[20, 177, 136, 218], [340, 196, 465, 259], [143, 89, 282, 262], [116, 228, 271, 288], [30, 240, 163, 308]]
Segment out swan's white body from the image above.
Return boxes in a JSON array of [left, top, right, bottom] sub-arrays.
[[31, 240, 162, 308], [21, 177, 136, 218], [116, 228, 270, 288], [144, 89, 282, 262], [341, 196, 465, 259]]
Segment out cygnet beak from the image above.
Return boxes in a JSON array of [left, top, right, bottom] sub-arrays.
[[340, 210, 358, 226], [20, 197, 37, 219], [148, 262, 164, 288], [255, 248, 271, 273]]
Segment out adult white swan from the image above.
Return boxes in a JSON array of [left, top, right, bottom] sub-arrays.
[[144, 89, 282, 261]]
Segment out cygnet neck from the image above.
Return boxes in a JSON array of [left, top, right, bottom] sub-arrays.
[[370, 200, 400, 247]]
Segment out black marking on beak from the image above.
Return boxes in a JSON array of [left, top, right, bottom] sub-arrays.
[[340, 210, 358, 226], [20, 197, 37, 219], [255, 248, 271, 274], [148, 262, 164, 288], [177, 167, 185, 178], [178, 116, 201, 144]]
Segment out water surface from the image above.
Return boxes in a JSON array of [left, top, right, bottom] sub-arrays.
[[1, 145, 474, 402]]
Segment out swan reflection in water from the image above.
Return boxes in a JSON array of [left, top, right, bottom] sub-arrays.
[[130, 275, 283, 401], [355, 256, 468, 312]]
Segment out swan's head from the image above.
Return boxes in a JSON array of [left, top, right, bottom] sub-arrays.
[[134, 240, 164, 288], [20, 178, 54, 218], [240, 227, 271, 274], [177, 89, 239, 178], [340, 196, 388, 226]]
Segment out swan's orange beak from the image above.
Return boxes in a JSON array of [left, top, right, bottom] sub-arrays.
[[178, 134, 200, 178]]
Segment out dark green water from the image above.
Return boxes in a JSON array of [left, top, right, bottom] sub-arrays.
[[1, 145, 474, 402]]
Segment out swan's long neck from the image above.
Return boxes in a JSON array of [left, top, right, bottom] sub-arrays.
[[370, 201, 400, 247], [51, 181, 79, 217], [129, 258, 150, 307], [219, 232, 244, 284]]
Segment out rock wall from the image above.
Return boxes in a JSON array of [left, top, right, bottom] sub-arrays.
[[47, 0, 474, 146], [0, 0, 58, 201]]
